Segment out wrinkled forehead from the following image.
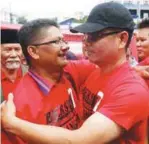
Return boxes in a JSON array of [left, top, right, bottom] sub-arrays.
[[1, 43, 21, 49]]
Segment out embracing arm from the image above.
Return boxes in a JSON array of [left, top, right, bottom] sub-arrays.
[[1, 94, 122, 144], [3, 113, 122, 144]]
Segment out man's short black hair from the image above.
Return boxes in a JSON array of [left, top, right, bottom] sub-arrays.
[[18, 18, 59, 66], [137, 18, 149, 29]]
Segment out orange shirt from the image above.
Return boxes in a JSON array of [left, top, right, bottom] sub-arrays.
[[1, 67, 23, 100]]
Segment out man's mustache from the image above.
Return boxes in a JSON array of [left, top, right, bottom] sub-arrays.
[[6, 58, 21, 62]]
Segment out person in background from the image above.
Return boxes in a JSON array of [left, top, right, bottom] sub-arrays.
[[136, 18, 149, 85], [1, 29, 27, 101], [1, 28, 28, 144], [126, 19, 149, 85], [1, 2, 149, 144], [136, 18, 149, 142], [136, 18, 149, 65]]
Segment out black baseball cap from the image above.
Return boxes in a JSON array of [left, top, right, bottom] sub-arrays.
[[1, 29, 19, 44], [70, 2, 135, 33]]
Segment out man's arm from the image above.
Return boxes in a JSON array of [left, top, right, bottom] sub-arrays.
[[1, 94, 122, 144]]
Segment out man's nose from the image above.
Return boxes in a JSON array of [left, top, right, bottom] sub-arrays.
[[10, 49, 17, 57], [61, 42, 70, 52], [136, 40, 141, 47]]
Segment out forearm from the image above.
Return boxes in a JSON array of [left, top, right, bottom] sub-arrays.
[[2, 104, 122, 144], [4, 113, 122, 144], [5, 117, 75, 144]]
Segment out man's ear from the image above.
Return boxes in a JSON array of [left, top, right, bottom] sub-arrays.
[[27, 46, 40, 60], [118, 31, 129, 50]]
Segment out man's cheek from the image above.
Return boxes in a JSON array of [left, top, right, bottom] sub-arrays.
[[1, 52, 9, 58]]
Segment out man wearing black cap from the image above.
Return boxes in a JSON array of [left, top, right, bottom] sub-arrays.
[[1, 2, 149, 144], [1, 29, 26, 101]]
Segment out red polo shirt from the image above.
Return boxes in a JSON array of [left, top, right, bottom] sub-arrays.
[[2, 60, 96, 144], [1, 67, 23, 100], [80, 62, 149, 144]]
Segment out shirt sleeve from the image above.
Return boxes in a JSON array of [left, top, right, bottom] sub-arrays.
[[65, 60, 97, 90], [99, 82, 149, 130]]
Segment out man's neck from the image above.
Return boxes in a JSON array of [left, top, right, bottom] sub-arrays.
[[31, 66, 63, 85], [2, 67, 19, 82], [99, 56, 126, 76]]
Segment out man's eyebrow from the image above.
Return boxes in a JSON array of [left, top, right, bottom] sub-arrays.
[[52, 36, 63, 39]]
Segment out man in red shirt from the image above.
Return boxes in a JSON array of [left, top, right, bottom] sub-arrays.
[[1, 29, 24, 101], [136, 18, 149, 142], [1, 19, 96, 144], [1, 28, 28, 144], [136, 18, 149, 64], [1, 2, 149, 144], [1, 28, 29, 144], [136, 18, 149, 84]]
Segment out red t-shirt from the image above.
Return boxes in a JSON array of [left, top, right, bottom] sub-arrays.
[[1, 67, 23, 100], [1, 68, 24, 144], [80, 62, 149, 144], [139, 56, 149, 142], [2, 60, 96, 144]]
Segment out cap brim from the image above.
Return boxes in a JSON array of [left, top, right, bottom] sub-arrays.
[[70, 22, 106, 33]]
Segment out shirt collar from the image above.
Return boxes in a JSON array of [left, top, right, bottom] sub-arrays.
[[1, 67, 22, 80], [28, 70, 53, 95]]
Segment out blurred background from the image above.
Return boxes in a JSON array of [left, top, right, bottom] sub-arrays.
[[1, 0, 149, 54]]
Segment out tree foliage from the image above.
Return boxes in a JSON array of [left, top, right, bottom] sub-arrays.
[[17, 16, 28, 24], [74, 16, 88, 23]]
